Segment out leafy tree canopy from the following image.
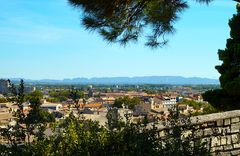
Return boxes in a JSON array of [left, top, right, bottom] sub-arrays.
[[48, 89, 84, 102], [68, 0, 213, 48], [181, 99, 217, 115], [113, 96, 140, 109]]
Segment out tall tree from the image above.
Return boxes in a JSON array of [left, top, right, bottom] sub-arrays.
[[0, 80, 27, 154], [68, 0, 217, 48], [113, 96, 140, 109], [203, 4, 240, 111], [25, 90, 55, 142]]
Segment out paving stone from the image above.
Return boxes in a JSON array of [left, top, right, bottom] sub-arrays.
[[211, 137, 221, 147], [201, 123, 208, 128], [212, 127, 222, 135], [224, 119, 231, 126], [204, 128, 213, 136], [231, 149, 240, 155], [217, 120, 224, 126], [231, 123, 240, 133], [232, 134, 239, 144], [231, 117, 240, 123], [221, 137, 227, 145], [208, 122, 216, 127], [226, 135, 232, 145], [224, 145, 233, 150], [218, 151, 231, 156], [233, 143, 240, 149], [193, 130, 203, 138], [214, 146, 224, 151]]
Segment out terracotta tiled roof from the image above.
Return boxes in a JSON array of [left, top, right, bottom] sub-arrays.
[[80, 103, 102, 108]]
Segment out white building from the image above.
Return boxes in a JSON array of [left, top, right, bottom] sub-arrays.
[[41, 103, 63, 111], [151, 96, 177, 110], [162, 96, 177, 108]]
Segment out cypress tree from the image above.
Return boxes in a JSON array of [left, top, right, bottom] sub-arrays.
[[203, 4, 240, 110]]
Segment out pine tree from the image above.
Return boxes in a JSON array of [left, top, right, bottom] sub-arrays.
[[203, 4, 240, 110], [68, 0, 213, 48]]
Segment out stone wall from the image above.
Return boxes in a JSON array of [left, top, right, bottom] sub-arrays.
[[158, 110, 240, 156], [191, 110, 240, 155]]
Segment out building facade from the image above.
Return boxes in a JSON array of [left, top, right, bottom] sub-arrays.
[[0, 79, 10, 94]]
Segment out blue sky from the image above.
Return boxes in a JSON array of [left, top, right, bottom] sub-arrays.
[[0, 0, 237, 80]]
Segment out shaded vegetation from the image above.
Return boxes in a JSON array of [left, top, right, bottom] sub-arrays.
[[181, 99, 218, 116], [203, 5, 240, 111], [0, 98, 8, 103], [47, 89, 84, 103], [113, 96, 141, 110]]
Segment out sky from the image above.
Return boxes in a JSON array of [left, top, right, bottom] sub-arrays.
[[0, 0, 237, 80]]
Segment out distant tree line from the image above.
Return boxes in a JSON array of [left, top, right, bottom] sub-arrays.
[[47, 89, 84, 103]]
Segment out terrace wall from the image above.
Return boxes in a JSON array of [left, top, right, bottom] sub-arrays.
[[159, 110, 240, 155]]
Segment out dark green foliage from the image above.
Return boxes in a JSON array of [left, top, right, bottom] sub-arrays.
[[0, 80, 55, 149], [181, 99, 218, 115], [68, 0, 212, 48], [15, 80, 26, 124], [106, 108, 124, 130], [25, 90, 43, 102], [144, 89, 157, 94], [46, 98, 59, 103], [0, 97, 8, 103], [48, 89, 84, 103], [51, 111, 64, 118], [182, 99, 203, 110], [25, 88, 55, 143], [158, 109, 210, 156], [21, 113, 209, 156], [113, 96, 140, 109], [7, 80, 26, 144], [25, 89, 55, 125], [203, 89, 239, 110], [25, 108, 55, 125], [203, 5, 240, 111]]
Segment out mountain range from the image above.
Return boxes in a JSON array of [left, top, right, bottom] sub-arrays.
[[6, 76, 219, 85]]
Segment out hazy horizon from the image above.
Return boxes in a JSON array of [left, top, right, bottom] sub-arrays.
[[0, 75, 219, 81]]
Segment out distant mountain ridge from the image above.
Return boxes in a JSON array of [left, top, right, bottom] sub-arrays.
[[5, 76, 220, 85]]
